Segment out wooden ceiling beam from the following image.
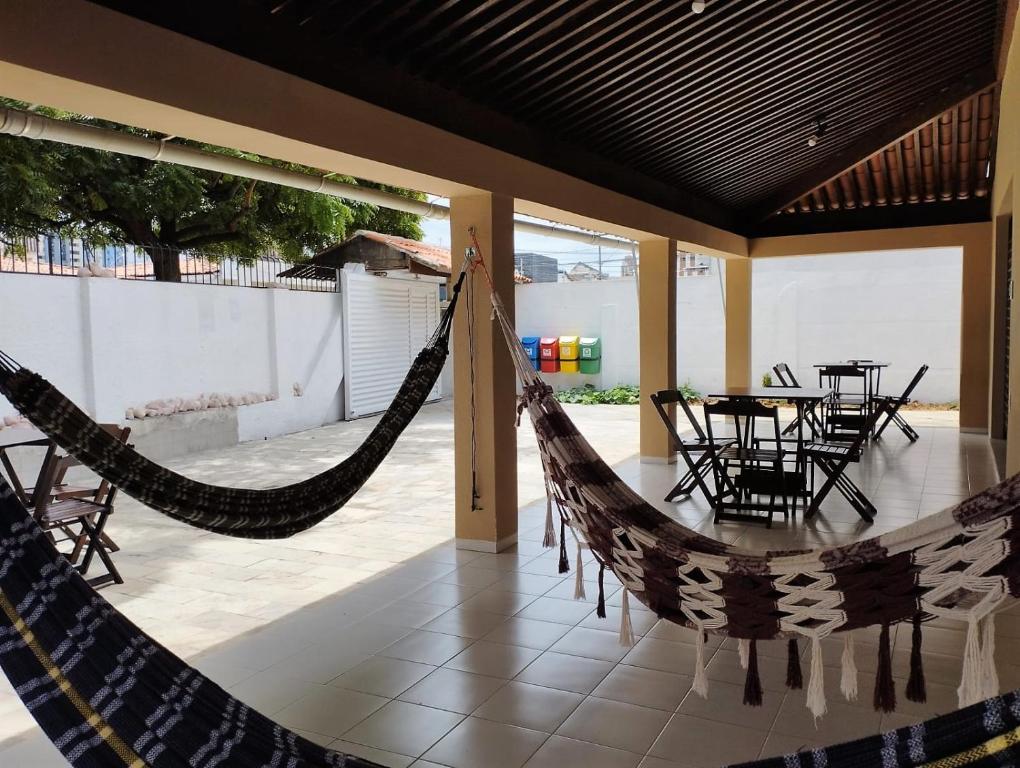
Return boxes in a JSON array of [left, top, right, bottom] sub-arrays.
[[746, 67, 996, 222]]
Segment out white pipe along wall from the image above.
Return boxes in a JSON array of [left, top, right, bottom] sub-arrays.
[[0, 106, 635, 251]]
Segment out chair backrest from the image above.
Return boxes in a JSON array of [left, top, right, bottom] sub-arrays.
[[898, 364, 929, 401], [772, 363, 800, 388], [44, 424, 131, 512], [818, 364, 866, 394], [650, 389, 706, 443], [703, 399, 781, 453]]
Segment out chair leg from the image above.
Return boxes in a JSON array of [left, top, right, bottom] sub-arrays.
[[892, 412, 919, 442], [79, 510, 123, 586]]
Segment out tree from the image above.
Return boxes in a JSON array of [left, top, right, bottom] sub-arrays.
[[0, 100, 424, 281]]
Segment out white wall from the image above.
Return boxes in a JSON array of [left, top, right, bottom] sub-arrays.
[[514, 246, 963, 403], [0, 273, 344, 446]]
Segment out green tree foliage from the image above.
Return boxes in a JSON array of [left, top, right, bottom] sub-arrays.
[[0, 100, 424, 280]]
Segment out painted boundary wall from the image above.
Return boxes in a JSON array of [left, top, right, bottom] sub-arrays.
[[515, 247, 963, 403], [0, 273, 344, 451]]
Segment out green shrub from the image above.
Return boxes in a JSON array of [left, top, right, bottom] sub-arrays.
[[555, 380, 702, 405], [762, 372, 773, 387]]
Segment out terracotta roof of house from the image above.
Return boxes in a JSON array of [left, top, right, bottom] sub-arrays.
[[278, 230, 533, 283], [354, 230, 451, 274]]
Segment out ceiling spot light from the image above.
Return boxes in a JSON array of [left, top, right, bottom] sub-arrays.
[[807, 114, 828, 147], [691, 1, 706, 13]]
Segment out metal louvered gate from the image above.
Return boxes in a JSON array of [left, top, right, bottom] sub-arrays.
[[340, 269, 443, 420]]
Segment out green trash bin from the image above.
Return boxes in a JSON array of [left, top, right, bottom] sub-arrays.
[[579, 336, 601, 374]]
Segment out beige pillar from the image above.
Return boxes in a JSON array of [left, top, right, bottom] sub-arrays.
[[639, 239, 677, 462], [451, 193, 518, 552], [725, 258, 753, 389], [959, 226, 994, 433]]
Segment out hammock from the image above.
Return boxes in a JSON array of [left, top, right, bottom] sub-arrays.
[[0, 478, 384, 767], [2, 474, 1020, 768], [481, 276, 1020, 719], [0, 270, 465, 539]]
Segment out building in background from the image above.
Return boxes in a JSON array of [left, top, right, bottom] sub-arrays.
[[566, 262, 608, 281], [514, 251, 558, 283]]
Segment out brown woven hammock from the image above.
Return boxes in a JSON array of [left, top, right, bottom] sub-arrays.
[[486, 285, 1019, 719]]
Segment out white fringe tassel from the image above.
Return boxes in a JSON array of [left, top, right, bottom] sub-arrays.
[[618, 588, 635, 647], [573, 541, 586, 600], [958, 614, 983, 708], [806, 635, 827, 720], [980, 613, 999, 700], [840, 633, 858, 702], [692, 626, 709, 698], [542, 489, 557, 548], [737, 638, 750, 670]]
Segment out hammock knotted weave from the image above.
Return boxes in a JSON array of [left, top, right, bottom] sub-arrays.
[[482, 281, 1020, 719], [0, 270, 466, 539]]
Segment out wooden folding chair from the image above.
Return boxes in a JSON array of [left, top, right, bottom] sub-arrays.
[[703, 399, 789, 528], [805, 400, 889, 522], [818, 364, 868, 441], [771, 362, 824, 437], [26, 424, 130, 561], [30, 430, 129, 587], [874, 365, 929, 442], [650, 389, 728, 503]]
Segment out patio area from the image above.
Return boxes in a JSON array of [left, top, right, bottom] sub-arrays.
[[0, 402, 1006, 768]]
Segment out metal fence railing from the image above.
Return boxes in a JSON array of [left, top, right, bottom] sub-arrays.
[[0, 234, 338, 292]]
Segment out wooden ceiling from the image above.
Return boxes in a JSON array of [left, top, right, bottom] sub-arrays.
[[87, 0, 1006, 236]]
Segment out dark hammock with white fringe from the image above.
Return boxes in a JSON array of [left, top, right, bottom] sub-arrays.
[[2, 473, 1020, 768], [482, 280, 1020, 719], [0, 270, 465, 539]]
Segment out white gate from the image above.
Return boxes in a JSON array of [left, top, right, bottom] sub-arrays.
[[341, 269, 443, 419]]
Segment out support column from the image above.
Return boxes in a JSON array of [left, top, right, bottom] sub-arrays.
[[725, 258, 753, 389], [960, 226, 993, 433], [451, 193, 518, 552], [639, 238, 677, 462]]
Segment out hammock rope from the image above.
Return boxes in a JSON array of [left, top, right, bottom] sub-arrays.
[[0, 268, 467, 540], [466, 242, 1020, 718]]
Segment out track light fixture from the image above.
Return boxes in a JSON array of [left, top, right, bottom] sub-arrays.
[[807, 114, 828, 147]]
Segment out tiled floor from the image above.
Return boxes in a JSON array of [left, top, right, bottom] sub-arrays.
[[0, 403, 1010, 767]]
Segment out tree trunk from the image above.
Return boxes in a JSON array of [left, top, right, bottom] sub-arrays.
[[146, 244, 182, 282]]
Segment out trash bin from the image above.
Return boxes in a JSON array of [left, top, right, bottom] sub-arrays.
[[579, 336, 601, 374], [521, 336, 540, 370], [539, 337, 559, 373], [558, 335, 579, 373], [558, 335, 580, 361]]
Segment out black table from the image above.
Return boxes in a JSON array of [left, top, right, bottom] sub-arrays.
[[706, 387, 832, 512]]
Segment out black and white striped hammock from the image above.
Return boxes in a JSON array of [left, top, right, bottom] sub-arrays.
[[0, 270, 465, 539]]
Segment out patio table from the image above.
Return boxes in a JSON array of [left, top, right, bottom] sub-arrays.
[[706, 387, 832, 511]]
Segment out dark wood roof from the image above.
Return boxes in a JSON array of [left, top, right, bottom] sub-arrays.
[[87, 0, 1006, 236]]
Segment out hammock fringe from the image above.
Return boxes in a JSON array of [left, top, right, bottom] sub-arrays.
[[840, 633, 858, 702], [786, 639, 803, 690], [905, 614, 927, 703], [874, 622, 896, 713], [743, 639, 763, 706]]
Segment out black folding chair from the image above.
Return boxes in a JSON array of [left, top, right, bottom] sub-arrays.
[[818, 364, 868, 441], [772, 362, 800, 387], [771, 362, 824, 437], [874, 364, 929, 442], [805, 400, 889, 522], [703, 399, 789, 528], [650, 389, 729, 503]]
